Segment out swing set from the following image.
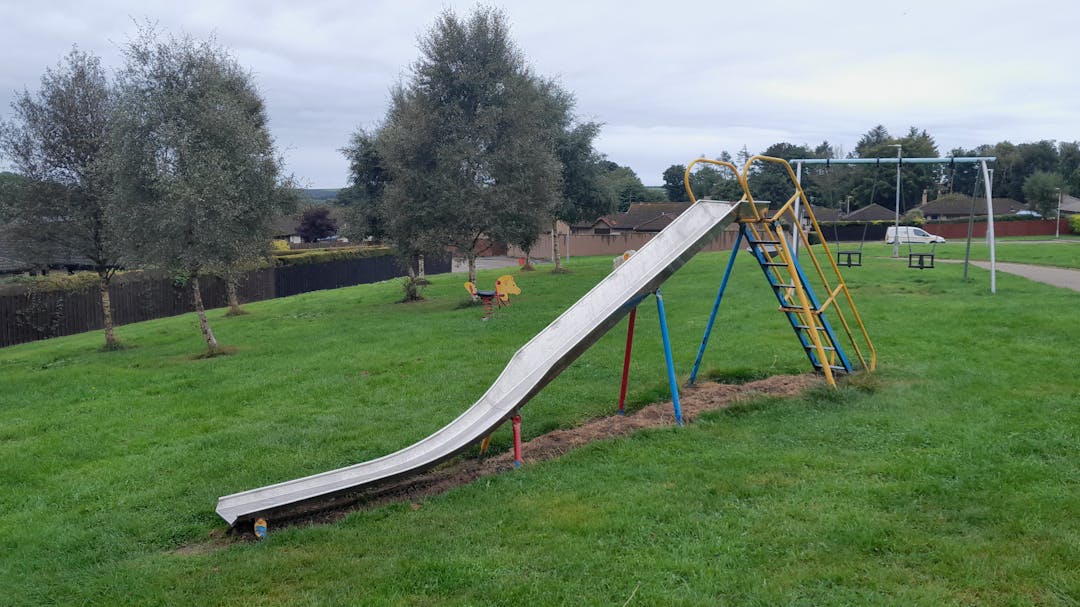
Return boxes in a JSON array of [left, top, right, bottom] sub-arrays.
[[791, 156, 999, 289]]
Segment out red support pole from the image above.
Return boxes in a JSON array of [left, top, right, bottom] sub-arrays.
[[512, 414, 523, 468], [617, 307, 637, 415]]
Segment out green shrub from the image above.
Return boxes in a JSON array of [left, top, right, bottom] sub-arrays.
[[1070, 214, 1080, 234], [272, 246, 394, 266]]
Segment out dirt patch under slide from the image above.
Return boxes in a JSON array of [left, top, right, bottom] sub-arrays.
[[182, 374, 819, 551]]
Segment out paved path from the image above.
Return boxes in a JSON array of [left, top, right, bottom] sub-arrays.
[[967, 260, 1080, 293]]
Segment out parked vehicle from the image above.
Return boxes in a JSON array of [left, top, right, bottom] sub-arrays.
[[885, 226, 946, 244]]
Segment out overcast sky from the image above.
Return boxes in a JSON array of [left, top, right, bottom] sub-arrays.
[[2, 0, 1077, 187]]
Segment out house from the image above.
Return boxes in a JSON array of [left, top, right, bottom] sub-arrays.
[[272, 207, 349, 244], [1059, 194, 1080, 215], [843, 203, 895, 222], [0, 224, 93, 276], [586, 203, 693, 235], [919, 194, 1030, 220], [808, 205, 842, 222]]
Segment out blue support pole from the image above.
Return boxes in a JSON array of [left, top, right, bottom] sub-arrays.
[[689, 228, 744, 385], [655, 289, 683, 426]]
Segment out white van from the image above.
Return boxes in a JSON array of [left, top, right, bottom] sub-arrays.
[[885, 226, 946, 244]]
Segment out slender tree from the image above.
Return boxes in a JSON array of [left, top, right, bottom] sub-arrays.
[[112, 28, 294, 355], [0, 48, 125, 349], [372, 7, 564, 284]]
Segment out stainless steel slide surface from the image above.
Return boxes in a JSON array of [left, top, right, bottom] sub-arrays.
[[216, 201, 741, 526]]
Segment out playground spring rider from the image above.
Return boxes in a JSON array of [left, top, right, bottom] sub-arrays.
[[464, 275, 521, 319]]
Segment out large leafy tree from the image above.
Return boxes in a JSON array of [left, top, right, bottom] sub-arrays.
[[598, 161, 661, 211], [0, 48, 125, 349], [662, 164, 689, 202], [112, 28, 294, 355], [370, 7, 564, 284]]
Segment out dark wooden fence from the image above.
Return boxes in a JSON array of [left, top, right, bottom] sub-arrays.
[[0, 254, 449, 348]]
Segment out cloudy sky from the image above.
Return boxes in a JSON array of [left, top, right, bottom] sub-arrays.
[[1, 0, 1076, 187]]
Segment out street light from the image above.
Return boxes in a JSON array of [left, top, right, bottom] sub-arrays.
[[892, 144, 902, 258], [1056, 188, 1062, 239]]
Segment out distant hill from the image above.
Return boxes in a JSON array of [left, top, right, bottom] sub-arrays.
[[300, 189, 342, 205]]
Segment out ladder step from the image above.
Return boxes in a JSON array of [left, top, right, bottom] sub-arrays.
[[749, 240, 781, 246], [793, 324, 828, 331], [771, 283, 796, 289], [762, 262, 789, 267], [804, 344, 837, 352], [780, 306, 819, 314], [813, 364, 848, 373]]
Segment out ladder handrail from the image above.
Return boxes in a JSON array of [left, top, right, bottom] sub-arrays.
[[741, 155, 877, 376]]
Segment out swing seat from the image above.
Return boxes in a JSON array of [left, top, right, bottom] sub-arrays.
[[836, 250, 862, 267], [907, 252, 935, 269]]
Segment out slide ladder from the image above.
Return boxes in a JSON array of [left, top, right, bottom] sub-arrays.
[[684, 156, 876, 387]]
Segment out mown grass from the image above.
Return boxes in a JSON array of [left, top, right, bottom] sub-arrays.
[[1, 246, 1078, 605], [859, 236, 1080, 269]]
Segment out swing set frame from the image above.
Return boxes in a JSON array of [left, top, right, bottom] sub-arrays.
[[790, 156, 999, 292]]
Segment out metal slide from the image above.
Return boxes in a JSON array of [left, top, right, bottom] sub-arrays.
[[216, 200, 743, 526]]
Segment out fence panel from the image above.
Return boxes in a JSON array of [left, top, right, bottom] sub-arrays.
[[0, 254, 450, 348]]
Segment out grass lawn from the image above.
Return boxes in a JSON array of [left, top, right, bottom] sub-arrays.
[[1, 246, 1077, 605], [861, 236, 1080, 269]]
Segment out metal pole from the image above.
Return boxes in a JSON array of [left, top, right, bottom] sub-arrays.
[[512, 414, 523, 468], [981, 160, 997, 294], [792, 161, 803, 259], [892, 145, 902, 258], [654, 289, 683, 426], [689, 229, 744, 385], [1057, 188, 1062, 239]]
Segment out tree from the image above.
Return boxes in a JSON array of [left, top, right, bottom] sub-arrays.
[[371, 7, 564, 285], [550, 121, 615, 271], [339, 129, 389, 243], [298, 206, 338, 242], [112, 28, 294, 355], [662, 164, 689, 202], [0, 48, 125, 349], [597, 161, 658, 211], [1022, 171, 1064, 217]]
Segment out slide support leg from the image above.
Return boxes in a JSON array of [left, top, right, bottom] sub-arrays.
[[512, 415, 523, 468], [617, 307, 637, 414], [690, 229, 743, 385], [655, 290, 684, 426]]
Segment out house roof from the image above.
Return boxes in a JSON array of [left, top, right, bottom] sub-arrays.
[[594, 202, 692, 232], [844, 203, 894, 222], [921, 194, 1029, 217], [808, 205, 842, 222], [1060, 194, 1080, 214]]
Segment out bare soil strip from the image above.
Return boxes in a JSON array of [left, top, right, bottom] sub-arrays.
[[181, 374, 819, 553]]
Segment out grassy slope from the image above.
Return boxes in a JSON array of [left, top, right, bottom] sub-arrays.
[[1, 248, 1077, 605]]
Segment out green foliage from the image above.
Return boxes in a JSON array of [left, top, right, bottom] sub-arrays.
[[662, 164, 689, 201], [1070, 214, 1080, 234], [1022, 171, 1065, 217], [362, 6, 566, 276], [598, 160, 663, 210], [112, 26, 295, 277], [272, 245, 393, 266]]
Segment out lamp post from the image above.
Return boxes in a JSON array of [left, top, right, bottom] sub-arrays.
[[892, 144, 902, 258], [1056, 188, 1062, 239]]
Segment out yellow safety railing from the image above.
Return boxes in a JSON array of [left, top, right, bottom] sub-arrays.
[[740, 155, 876, 375]]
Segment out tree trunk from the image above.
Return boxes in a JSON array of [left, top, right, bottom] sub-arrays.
[[190, 276, 220, 354], [98, 273, 119, 349], [418, 255, 426, 279], [467, 253, 477, 285], [552, 219, 563, 272], [225, 277, 245, 316]]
